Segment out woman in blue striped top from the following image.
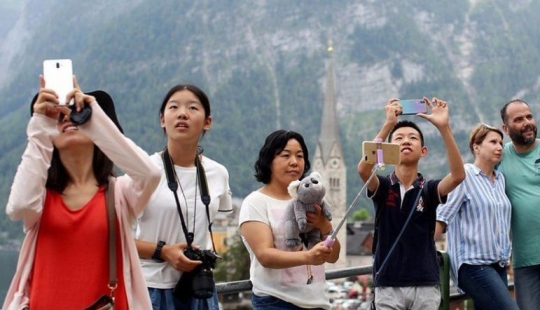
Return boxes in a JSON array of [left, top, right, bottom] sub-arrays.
[[435, 123, 519, 310]]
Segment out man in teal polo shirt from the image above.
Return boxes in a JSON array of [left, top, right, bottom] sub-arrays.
[[498, 99, 540, 310]]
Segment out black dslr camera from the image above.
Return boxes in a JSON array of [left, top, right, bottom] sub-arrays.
[[173, 247, 221, 301]]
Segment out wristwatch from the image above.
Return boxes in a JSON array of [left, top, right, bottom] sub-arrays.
[[152, 241, 166, 262]]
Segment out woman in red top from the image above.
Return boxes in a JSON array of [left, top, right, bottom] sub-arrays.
[[3, 76, 160, 310]]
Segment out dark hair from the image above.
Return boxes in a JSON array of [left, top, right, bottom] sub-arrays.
[[254, 130, 311, 184], [500, 99, 529, 124], [46, 146, 114, 193], [388, 120, 425, 146], [159, 84, 211, 135], [468, 123, 504, 155]]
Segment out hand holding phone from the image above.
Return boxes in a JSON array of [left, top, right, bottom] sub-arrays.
[[43, 59, 74, 105], [399, 99, 427, 115]]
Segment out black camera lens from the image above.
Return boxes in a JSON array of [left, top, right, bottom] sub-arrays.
[[192, 269, 215, 299], [175, 247, 220, 301]]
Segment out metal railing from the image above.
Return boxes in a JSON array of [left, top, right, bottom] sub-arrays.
[[216, 265, 373, 294], [216, 251, 515, 310]]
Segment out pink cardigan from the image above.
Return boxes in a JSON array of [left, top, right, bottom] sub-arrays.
[[3, 102, 160, 310]]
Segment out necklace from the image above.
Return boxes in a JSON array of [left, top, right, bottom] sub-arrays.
[[168, 157, 199, 236]]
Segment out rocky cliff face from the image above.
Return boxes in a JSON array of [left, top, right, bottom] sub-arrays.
[[1, 0, 539, 236]]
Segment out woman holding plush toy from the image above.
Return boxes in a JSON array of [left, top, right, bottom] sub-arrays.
[[239, 129, 340, 310]]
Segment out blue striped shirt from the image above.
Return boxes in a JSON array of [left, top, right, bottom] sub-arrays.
[[437, 163, 512, 292]]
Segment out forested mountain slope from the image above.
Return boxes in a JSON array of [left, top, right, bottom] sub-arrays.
[[1, 0, 539, 241]]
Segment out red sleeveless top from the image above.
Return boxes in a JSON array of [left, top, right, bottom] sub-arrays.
[[29, 188, 128, 309]]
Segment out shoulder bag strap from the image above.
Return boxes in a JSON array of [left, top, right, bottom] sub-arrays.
[[83, 178, 117, 310], [106, 177, 117, 294]]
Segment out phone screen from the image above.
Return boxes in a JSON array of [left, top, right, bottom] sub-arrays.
[[43, 59, 74, 105], [400, 99, 427, 115]]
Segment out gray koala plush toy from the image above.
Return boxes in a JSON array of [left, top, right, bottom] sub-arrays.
[[285, 171, 332, 249]]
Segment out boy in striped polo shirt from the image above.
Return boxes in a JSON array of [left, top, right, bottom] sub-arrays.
[[357, 97, 465, 310]]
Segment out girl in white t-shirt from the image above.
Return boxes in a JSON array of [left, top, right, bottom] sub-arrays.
[[135, 84, 233, 310], [239, 130, 340, 310]]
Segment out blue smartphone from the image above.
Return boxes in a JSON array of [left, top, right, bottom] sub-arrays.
[[400, 99, 427, 115]]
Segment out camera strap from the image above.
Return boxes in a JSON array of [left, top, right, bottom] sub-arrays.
[[195, 153, 218, 253], [162, 148, 217, 252]]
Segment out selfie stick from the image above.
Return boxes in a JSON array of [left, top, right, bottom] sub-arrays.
[[323, 138, 386, 247], [374, 138, 385, 170]]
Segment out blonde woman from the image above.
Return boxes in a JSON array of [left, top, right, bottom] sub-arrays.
[[436, 123, 518, 310]]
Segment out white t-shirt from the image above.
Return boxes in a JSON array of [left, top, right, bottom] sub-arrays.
[[238, 191, 330, 309], [136, 152, 233, 288]]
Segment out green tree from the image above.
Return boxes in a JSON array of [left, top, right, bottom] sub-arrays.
[[214, 233, 251, 283], [352, 208, 370, 221]]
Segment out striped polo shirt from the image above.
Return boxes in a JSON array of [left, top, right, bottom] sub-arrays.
[[437, 163, 512, 292]]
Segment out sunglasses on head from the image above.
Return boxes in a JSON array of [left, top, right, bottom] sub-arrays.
[[480, 123, 498, 130]]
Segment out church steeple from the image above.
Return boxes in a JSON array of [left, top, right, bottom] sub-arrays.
[[318, 40, 343, 164], [313, 40, 347, 269]]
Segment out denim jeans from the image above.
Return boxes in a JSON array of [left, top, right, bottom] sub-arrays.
[[458, 263, 519, 310], [514, 264, 540, 310], [148, 287, 219, 310], [251, 294, 325, 310]]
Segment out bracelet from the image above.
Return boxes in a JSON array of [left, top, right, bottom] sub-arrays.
[[152, 240, 166, 262], [322, 229, 334, 238]]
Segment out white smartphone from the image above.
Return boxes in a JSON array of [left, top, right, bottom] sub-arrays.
[[43, 59, 74, 105], [362, 141, 401, 165]]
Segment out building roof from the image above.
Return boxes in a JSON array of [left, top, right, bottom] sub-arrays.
[[346, 222, 374, 256]]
